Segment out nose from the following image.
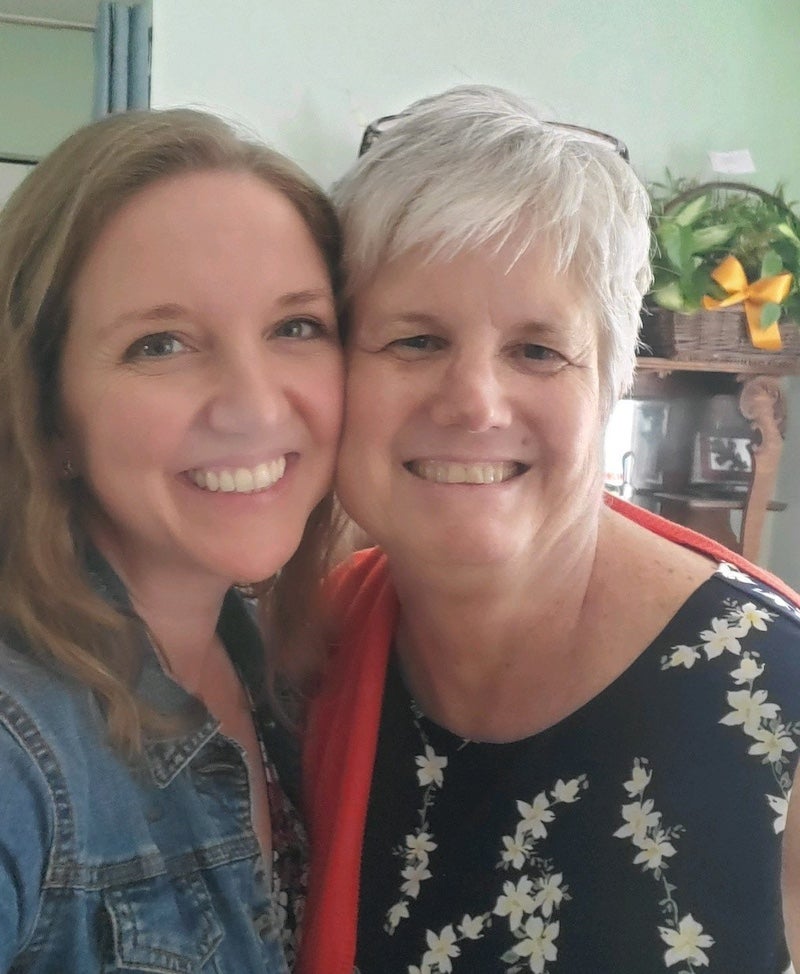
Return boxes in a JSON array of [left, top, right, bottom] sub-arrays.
[[206, 347, 290, 435], [430, 349, 513, 432]]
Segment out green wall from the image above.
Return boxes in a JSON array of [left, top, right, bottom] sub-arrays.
[[0, 22, 93, 158], [151, 0, 800, 584], [152, 0, 800, 199]]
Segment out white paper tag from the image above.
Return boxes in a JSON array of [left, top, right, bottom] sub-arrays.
[[708, 149, 756, 174]]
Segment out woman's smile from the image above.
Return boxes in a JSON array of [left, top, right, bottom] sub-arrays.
[[404, 459, 527, 484], [187, 456, 289, 493]]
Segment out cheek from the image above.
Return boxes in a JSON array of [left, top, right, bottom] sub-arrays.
[[67, 393, 179, 473], [303, 359, 346, 448]]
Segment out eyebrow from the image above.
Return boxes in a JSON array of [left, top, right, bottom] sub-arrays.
[[104, 289, 335, 333], [369, 310, 569, 337]]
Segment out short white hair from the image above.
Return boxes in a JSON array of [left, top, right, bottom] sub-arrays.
[[332, 85, 652, 409]]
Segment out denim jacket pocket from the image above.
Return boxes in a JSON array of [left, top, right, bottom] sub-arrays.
[[103, 871, 223, 973]]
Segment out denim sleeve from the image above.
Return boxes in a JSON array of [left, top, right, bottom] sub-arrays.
[[0, 719, 53, 970]]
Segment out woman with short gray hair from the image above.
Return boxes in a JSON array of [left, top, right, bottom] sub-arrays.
[[301, 85, 800, 973]]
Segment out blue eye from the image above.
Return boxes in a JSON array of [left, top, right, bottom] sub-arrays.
[[275, 317, 326, 339], [125, 332, 187, 359], [523, 344, 559, 360], [391, 335, 444, 352]]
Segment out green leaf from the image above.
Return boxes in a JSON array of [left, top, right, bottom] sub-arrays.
[[655, 221, 683, 271], [683, 265, 715, 308], [761, 250, 784, 278], [690, 224, 736, 252], [651, 281, 687, 311], [760, 302, 781, 328], [775, 221, 800, 247], [672, 194, 708, 227], [784, 293, 800, 323]]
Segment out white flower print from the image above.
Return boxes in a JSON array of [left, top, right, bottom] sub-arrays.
[[385, 713, 448, 934], [613, 799, 661, 845], [667, 644, 700, 669], [421, 925, 460, 973], [501, 833, 527, 869], [659, 914, 714, 967], [699, 616, 744, 658], [717, 561, 753, 585], [387, 901, 410, 932], [616, 760, 711, 970], [406, 831, 437, 861], [551, 778, 581, 803], [623, 759, 652, 797], [494, 876, 537, 931], [458, 914, 485, 940], [730, 601, 773, 632], [516, 793, 555, 839], [719, 688, 779, 737], [755, 586, 793, 612], [632, 831, 678, 871], [730, 654, 765, 685], [513, 916, 559, 973], [531, 873, 565, 919], [748, 724, 798, 763], [766, 792, 789, 834], [416, 744, 448, 787], [667, 583, 799, 910], [401, 861, 432, 898]]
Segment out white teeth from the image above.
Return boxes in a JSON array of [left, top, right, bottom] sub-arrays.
[[189, 457, 287, 494], [410, 460, 519, 484], [234, 468, 254, 492]]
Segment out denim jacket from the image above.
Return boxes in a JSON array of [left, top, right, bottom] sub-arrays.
[[0, 554, 305, 973]]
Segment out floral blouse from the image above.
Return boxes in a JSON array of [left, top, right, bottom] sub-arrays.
[[355, 564, 800, 974]]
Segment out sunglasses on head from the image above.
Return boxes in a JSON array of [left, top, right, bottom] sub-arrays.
[[358, 113, 630, 162]]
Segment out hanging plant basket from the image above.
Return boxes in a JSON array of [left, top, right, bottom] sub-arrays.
[[642, 307, 800, 369], [644, 179, 800, 369]]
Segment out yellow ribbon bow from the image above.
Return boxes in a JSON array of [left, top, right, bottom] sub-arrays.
[[702, 254, 793, 350]]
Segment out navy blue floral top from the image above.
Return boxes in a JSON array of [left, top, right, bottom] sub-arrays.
[[356, 563, 800, 974]]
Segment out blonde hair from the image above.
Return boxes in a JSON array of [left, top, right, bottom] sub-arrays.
[[0, 108, 341, 754]]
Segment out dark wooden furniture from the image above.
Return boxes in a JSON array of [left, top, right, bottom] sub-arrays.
[[631, 357, 796, 563]]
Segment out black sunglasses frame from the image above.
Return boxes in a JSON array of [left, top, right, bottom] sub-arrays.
[[358, 113, 629, 162]]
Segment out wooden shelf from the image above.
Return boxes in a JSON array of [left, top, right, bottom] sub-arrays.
[[649, 491, 786, 512], [636, 356, 800, 377]]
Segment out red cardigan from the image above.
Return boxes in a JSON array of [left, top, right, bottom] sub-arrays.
[[298, 496, 799, 974]]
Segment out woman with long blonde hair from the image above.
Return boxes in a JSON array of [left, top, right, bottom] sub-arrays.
[[0, 108, 343, 972]]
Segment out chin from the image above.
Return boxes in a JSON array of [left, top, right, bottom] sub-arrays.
[[393, 527, 529, 571], [203, 540, 304, 589]]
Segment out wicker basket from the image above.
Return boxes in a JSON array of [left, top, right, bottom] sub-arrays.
[[640, 306, 800, 369], [645, 180, 800, 369]]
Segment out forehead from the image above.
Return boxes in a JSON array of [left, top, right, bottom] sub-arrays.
[[350, 239, 592, 333], [87, 169, 308, 256], [70, 170, 330, 315]]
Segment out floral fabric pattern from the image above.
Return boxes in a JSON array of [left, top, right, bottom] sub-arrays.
[[355, 565, 800, 973], [260, 734, 308, 965]]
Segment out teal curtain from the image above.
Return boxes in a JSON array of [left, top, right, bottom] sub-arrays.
[[93, 2, 152, 117]]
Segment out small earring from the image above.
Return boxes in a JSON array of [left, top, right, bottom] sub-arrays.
[[62, 456, 75, 478]]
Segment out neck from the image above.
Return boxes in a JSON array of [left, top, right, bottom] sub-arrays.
[[96, 546, 229, 691], [390, 504, 601, 739]]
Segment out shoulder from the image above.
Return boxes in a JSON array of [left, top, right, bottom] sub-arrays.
[[0, 633, 101, 734], [0, 634, 107, 802]]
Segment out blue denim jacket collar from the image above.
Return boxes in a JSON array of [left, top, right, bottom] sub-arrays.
[[83, 543, 264, 789]]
